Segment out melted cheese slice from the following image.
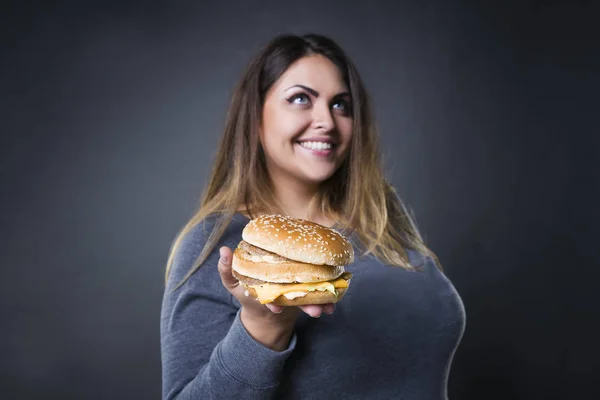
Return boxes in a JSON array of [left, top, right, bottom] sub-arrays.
[[248, 276, 350, 304]]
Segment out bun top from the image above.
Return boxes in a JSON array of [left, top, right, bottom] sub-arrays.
[[242, 214, 354, 266]]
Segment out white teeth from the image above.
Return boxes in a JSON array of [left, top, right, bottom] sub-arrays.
[[299, 141, 333, 150]]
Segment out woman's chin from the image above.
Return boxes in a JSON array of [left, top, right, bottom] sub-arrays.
[[299, 169, 338, 185]]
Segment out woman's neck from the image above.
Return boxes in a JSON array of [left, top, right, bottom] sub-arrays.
[[272, 180, 320, 219], [239, 178, 334, 227]]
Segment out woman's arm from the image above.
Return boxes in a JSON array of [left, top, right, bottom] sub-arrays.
[[160, 224, 296, 400]]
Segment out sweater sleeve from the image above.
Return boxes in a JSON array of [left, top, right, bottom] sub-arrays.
[[160, 221, 297, 400]]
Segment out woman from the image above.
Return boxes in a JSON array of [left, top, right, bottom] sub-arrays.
[[161, 33, 465, 399]]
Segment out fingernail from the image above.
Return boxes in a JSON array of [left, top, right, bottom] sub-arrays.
[[266, 305, 283, 314]]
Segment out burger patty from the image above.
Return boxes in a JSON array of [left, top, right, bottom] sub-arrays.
[[233, 269, 353, 286], [232, 269, 269, 285], [236, 240, 289, 262]]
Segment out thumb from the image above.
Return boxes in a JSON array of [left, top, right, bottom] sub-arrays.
[[217, 246, 239, 291]]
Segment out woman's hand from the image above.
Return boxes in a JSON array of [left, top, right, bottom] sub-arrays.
[[217, 246, 335, 351]]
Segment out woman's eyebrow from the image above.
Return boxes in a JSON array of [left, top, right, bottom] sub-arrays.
[[285, 84, 320, 97], [285, 84, 350, 98]]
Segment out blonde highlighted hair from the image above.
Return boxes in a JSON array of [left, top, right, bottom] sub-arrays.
[[166, 34, 440, 288]]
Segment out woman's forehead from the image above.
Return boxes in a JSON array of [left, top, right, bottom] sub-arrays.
[[271, 55, 348, 95]]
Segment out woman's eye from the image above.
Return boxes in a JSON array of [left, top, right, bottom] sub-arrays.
[[333, 100, 351, 114], [288, 93, 310, 105]]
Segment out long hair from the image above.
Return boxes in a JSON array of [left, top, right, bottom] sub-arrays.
[[165, 33, 440, 288]]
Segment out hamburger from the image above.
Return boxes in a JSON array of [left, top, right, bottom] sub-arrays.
[[232, 214, 354, 306]]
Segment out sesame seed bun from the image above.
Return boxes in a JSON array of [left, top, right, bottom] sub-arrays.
[[241, 214, 354, 266], [231, 214, 354, 306]]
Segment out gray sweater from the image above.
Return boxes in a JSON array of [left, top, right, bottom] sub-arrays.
[[160, 213, 465, 399]]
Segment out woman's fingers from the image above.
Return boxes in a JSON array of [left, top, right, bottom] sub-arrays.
[[265, 303, 284, 314], [217, 246, 244, 297], [298, 303, 336, 318], [264, 303, 336, 317], [299, 305, 323, 318], [323, 303, 336, 315]]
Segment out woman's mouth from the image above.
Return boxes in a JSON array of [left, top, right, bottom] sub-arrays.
[[296, 141, 335, 157]]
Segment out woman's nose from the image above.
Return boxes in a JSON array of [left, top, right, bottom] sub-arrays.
[[311, 104, 335, 132]]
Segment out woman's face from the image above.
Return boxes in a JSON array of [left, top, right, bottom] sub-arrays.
[[260, 54, 353, 189]]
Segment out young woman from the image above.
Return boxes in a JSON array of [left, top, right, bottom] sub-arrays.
[[161, 33, 466, 400]]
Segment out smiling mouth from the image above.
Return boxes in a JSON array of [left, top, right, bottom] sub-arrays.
[[297, 141, 335, 151]]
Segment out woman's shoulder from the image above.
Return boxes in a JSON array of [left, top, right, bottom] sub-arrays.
[[179, 212, 249, 249], [167, 212, 249, 287], [403, 248, 428, 267]]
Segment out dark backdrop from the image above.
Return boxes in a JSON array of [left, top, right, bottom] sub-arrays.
[[2, 1, 598, 399]]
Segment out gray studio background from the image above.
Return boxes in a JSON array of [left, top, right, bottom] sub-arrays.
[[2, 1, 598, 399]]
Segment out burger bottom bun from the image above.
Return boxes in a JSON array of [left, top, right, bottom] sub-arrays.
[[244, 285, 349, 306]]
